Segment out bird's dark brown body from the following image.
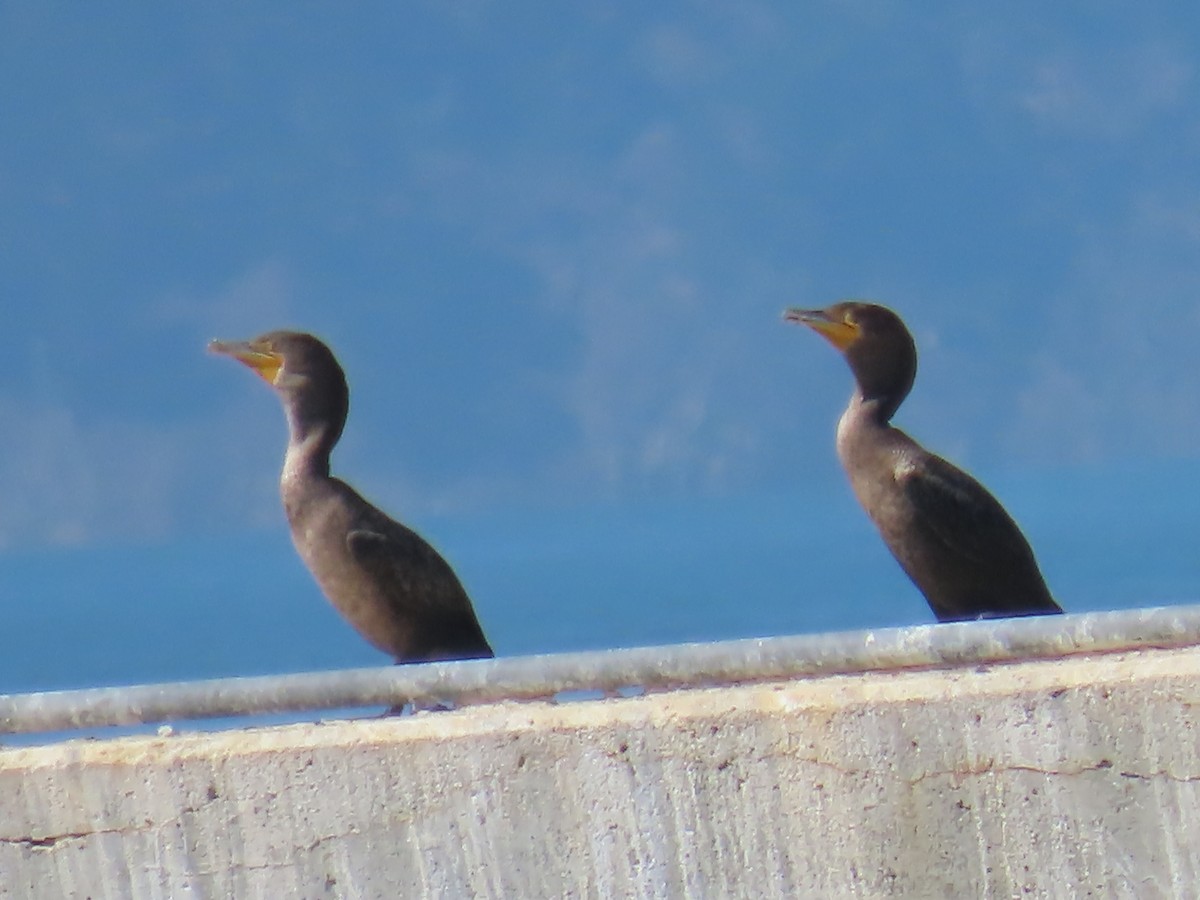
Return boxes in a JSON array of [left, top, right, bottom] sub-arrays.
[[785, 302, 1062, 622], [210, 330, 493, 663]]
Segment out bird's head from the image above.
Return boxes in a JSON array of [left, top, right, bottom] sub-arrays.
[[209, 330, 344, 390], [783, 301, 917, 417], [209, 330, 350, 440]]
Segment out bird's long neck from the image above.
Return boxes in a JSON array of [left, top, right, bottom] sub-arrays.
[[852, 386, 897, 426], [280, 394, 346, 490], [836, 389, 893, 459], [283, 429, 334, 486], [834, 364, 917, 469], [844, 341, 914, 428]]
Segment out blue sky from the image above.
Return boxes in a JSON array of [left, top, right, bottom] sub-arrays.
[[2, 5, 1200, 689]]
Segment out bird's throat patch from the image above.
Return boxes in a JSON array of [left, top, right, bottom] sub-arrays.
[[246, 351, 283, 385], [808, 319, 861, 350]]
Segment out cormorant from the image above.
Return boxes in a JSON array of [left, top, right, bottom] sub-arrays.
[[783, 302, 1062, 622], [209, 331, 494, 663]]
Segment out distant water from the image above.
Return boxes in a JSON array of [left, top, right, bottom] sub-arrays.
[[1, 461, 1197, 695]]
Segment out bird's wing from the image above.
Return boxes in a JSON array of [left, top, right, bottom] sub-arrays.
[[346, 524, 473, 611], [898, 454, 1037, 573], [347, 524, 494, 659]]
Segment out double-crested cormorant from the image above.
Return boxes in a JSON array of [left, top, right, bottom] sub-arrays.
[[784, 302, 1062, 622], [209, 331, 494, 663]]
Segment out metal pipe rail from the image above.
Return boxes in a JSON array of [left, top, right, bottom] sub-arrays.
[[4, 604, 1199, 735]]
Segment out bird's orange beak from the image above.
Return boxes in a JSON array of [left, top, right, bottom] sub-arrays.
[[782, 308, 860, 351], [208, 339, 284, 385]]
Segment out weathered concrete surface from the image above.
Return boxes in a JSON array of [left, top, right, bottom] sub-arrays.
[[2, 645, 1198, 900]]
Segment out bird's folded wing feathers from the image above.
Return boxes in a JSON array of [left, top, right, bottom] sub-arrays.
[[899, 455, 1034, 571], [346, 526, 470, 610]]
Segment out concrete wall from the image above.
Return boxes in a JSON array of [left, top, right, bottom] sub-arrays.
[[3, 640, 1198, 899]]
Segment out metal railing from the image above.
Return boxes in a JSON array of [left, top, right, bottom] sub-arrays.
[[3, 604, 1199, 736]]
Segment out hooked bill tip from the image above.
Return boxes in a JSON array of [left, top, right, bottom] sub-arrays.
[[782, 307, 825, 325]]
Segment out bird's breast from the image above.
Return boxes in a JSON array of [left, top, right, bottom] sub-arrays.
[[837, 423, 921, 540]]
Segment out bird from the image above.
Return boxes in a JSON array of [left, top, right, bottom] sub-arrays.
[[209, 330, 494, 664], [783, 301, 1062, 622]]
